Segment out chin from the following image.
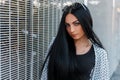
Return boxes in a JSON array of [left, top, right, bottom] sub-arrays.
[[73, 37, 80, 40]]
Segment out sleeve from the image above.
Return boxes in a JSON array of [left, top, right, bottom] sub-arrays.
[[99, 50, 110, 80], [92, 45, 110, 80]]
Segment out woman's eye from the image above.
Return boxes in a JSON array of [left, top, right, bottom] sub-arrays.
[[65, 23, 70, 27], [74, 22, 80, 26]]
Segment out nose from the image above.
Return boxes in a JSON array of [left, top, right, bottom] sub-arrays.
[[70, 26, 75, 32]]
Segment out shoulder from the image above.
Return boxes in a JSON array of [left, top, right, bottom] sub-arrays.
[[92, 44, 110, 80], [93, 44, 107, 58]]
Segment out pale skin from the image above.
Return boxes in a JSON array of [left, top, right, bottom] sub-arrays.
[[65, 13, 92, 55]]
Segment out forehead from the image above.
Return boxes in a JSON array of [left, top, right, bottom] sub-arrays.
[[65, 13, 78, 23]]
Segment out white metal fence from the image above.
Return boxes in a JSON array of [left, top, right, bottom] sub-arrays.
[[0, 0, 61, 79]]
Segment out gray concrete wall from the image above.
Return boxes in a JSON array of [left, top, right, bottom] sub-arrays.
[[84, 0, 120, 77]]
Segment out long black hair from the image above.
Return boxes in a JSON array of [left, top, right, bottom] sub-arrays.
[[47, 2, 104, 80]]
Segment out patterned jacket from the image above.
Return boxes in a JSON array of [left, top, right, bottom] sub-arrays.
[[40, 42, 110, 80]]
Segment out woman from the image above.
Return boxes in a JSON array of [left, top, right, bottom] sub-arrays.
[[40, 2, 110, 80]]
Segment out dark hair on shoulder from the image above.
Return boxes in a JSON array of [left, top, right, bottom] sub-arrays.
[[47, 2, 104, 80]]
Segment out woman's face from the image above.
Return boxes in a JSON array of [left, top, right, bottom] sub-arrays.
[[65, 13, 85, 40]]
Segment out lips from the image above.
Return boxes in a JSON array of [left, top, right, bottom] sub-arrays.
[[71, 34, 77, 37], [71, 33, 77, 36]]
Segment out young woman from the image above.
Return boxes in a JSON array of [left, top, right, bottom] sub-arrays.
[[40, 2, 110, 80]]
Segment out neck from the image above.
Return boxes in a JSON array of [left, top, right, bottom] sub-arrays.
[[74, 35, 92, 55]]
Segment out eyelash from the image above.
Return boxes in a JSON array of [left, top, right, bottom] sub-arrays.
[[65, 24, 70, 27], [74, 22, 80, 26], [65, 22, 80, 27]]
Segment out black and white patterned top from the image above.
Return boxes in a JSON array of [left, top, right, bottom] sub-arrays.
[[40, 41, 110, 80]]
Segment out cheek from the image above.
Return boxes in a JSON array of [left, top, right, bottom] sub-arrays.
[[66, 28, 72, 36], [79, 28, 84, 33], [78, 26, 85, 34], [66, 27, 70, 33]]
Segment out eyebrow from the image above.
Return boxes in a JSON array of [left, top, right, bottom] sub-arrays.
[[65, 20, 79, 24], [73, 20, 79, 24]]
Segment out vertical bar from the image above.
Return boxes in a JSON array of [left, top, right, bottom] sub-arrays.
[[30, 0, 34, 79], [118, 12, 120, 58], [9, 0, 12, 79], [25, 0, 27, 79], [56, 0, 58, 33], [27, 0, 31, 79], [60, 0, 62, 21], [112, 0, 115, 33], [84, 0, 88, 6], [37, 0, 40, 79], [17, 0, 20, 79], [0, 3, 1, 79], [52, 0, 54, 37], [43, 0, 45, 59], [48, 0, 50, 45]]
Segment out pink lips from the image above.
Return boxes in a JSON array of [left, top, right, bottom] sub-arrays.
[[71, 34, 77, 37]]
